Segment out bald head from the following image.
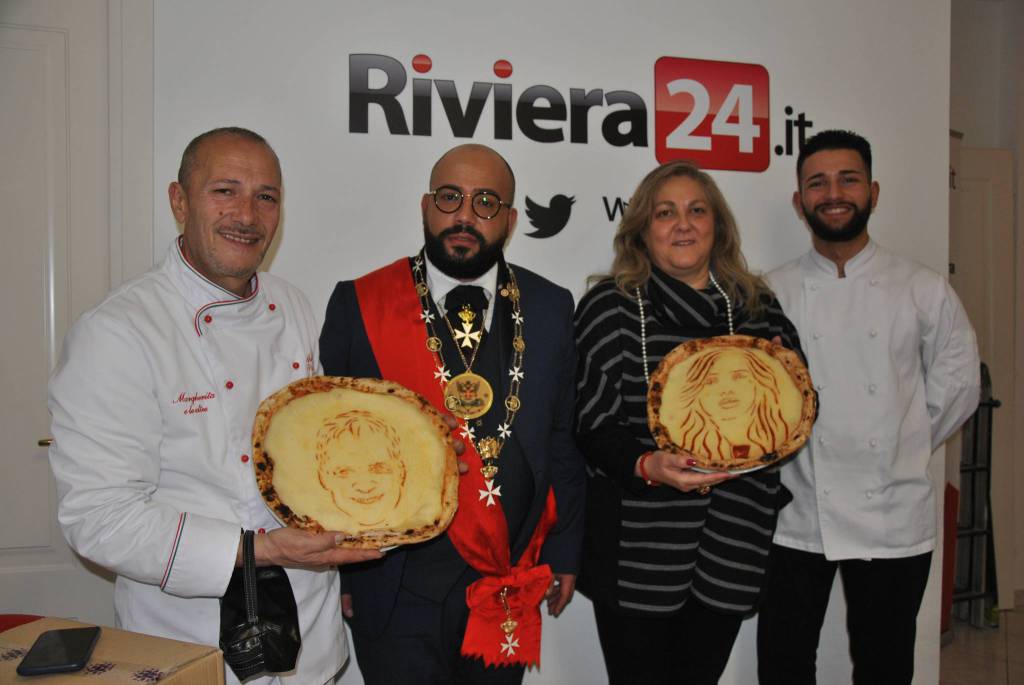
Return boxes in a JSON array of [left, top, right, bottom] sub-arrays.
[[429, 144, 516, 205], [421, 144, 518, 280], [178, 127, 280, 192]]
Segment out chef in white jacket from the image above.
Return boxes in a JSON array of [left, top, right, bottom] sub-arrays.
[[756, 130, 979, 685], [48, 127, 383, 685]]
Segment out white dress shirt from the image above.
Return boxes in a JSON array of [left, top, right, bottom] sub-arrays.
[[49, 239, 344, 685], [766, 240, 980, 560], [424, 253, 498, 330]]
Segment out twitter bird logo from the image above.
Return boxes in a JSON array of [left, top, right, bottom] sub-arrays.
[[524, 194, 575, 238]]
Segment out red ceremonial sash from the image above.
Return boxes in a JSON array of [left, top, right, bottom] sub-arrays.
[[354, 258, 558, 667]]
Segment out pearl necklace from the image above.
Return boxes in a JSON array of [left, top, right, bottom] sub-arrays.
[[636, 271, 734, 386], [707, 271, 735, 335], [636, 287, 649, 386]]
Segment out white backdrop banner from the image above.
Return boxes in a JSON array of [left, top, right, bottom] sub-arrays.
[[154, 2, 951, 683]]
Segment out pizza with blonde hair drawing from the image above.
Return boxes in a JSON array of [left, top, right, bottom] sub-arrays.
[[648, 335, 816, 472]]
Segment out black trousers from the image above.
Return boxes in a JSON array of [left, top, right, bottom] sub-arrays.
[[593, 598, 744, 685], [351, 581, 525, 685], [756, 544, 933, 685]]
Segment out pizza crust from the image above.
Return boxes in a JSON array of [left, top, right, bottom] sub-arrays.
[[252, 376, 459, 548], [647, 335, 816, 472]]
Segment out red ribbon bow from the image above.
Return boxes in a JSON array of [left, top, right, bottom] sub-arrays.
[[462, 565, 553, 667]]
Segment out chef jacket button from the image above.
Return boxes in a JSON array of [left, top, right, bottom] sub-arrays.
[[241, 454, 250, 463], [869, 439, 878, 448], [810, 284, 819, 292], [823, 488, 831, 495], [869, 329, 878, 338], [225, 380, 234, 390], [204, 314, 213, 324], [865, 491, 874, 499], [818, 436, 826, 445], [292, 362, 300, 369], [268, 303, 277, 311], [813, 332, 822, 340], [816, 383, 825, 391], [870, 278, 879, 286], [868, 383, 877, 393]]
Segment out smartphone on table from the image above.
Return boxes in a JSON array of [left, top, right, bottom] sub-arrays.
[[16, 626, 101, 676]]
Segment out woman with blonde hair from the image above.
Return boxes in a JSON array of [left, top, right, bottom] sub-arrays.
[[574, 160, 804, 684], [675, 346, 794, 463]]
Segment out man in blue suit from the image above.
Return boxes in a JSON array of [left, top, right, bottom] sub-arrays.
[[320, 144, 585, 685]]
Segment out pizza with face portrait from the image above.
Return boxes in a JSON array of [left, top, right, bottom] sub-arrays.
[[252, 376, 459, 548], [648, 335, 816, 472]]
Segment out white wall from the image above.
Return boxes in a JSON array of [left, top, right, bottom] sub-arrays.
[[951, 1, 1005, 147], [154, 2, 952, 682]]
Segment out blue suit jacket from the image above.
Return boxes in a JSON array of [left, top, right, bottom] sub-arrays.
[[319, 259, 586, 638]]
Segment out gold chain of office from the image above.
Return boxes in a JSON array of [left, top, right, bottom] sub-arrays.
[[412, 253, 526, 481]]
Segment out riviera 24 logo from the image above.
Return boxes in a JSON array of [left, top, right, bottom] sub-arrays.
[[349, 53, 816, 173], [349, 54, 646, 147]]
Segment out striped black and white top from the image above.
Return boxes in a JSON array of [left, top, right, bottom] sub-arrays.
[[573, 267, 803, 616]]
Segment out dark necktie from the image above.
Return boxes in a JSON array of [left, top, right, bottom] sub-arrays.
[[444, 285, 488, 352]]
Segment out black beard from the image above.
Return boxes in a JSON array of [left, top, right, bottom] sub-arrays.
[[802, 201, 871, 243], [422, 221, 505, 279]]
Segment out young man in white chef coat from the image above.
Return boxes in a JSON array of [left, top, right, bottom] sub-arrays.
[[48, 127, 383, 685], [757, 129, 980, 685]]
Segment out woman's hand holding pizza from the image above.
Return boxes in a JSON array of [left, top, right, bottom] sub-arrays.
[[636, 450, 733, 493]]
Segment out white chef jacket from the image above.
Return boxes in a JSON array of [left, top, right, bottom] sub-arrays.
[[48, 239, 345, 685], [766, 240, 979, 560]]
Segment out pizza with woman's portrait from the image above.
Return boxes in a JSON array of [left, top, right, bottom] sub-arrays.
[[648, 335, 816, 472]]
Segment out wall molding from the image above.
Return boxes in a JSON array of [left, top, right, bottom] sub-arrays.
[[107, 0, 153, 286]]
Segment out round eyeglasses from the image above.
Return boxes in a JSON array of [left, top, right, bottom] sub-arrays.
[[429, 185, 509, 220]]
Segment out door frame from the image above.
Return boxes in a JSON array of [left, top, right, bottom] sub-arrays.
[[107, 0, 155, 289]]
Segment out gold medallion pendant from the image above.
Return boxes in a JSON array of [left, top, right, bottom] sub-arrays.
[[443, 372, 494, 419]]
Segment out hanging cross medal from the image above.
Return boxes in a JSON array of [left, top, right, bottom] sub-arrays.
[[442, 303, 494, 420], [479, 479, 502, 506], [453, 305, 482, 349], [498, 586, 519, 657]]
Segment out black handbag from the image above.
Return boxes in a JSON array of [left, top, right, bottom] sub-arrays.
[[219, 530, 302, 680]]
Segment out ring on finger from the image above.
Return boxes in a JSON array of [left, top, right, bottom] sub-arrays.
[[697, 484, 712, 496]]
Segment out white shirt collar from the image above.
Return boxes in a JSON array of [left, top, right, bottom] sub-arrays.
[[423, 252, 498, 330], [807, 238, 878, 279], [164, 237, 263, 336]]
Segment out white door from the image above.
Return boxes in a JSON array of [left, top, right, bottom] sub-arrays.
[[948, 146, 1015, 610], [0, 0, 153, 623]]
